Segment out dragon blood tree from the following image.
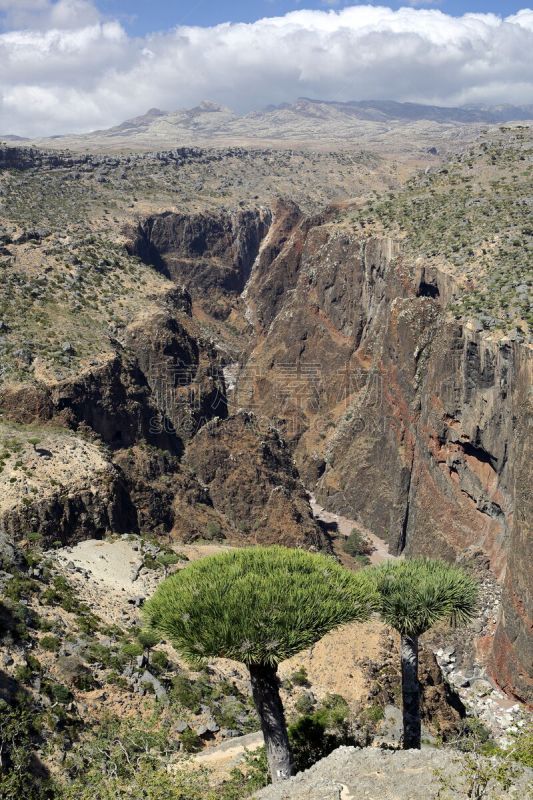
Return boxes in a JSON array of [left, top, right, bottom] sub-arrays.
[[143, 545, 377, 782], [372, 558, 478, 749]]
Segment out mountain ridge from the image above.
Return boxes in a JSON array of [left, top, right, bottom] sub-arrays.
[[5, 98, 533, 153]]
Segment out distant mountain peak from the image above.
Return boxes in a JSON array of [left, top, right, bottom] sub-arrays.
[[194, 100, 232, 113], [11, 97, 532, 148]]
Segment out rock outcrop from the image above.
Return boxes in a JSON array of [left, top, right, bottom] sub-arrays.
[[0, 427, 135, 561], [127, 207, 272, 318], [255, 745, 532, 800], [124, 306, 228, 441], [184, 411, 327, 549]]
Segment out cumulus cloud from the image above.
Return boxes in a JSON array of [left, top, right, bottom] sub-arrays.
[[0, 0, 99, 30], [1, 2, 532, 137]]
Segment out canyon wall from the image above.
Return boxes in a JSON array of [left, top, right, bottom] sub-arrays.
[[0, 207, 323, 561], [238, 207, 532, 703], [0, 198, 529, 700], [127, 207, 272, 318]]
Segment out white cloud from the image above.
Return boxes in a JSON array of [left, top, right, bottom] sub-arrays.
[[0, 1, 48, 9], [0, 0, 99, 29], [1, 2, 532, 137]]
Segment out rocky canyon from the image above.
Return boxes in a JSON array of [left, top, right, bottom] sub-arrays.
[[0, 111, 531, 798]]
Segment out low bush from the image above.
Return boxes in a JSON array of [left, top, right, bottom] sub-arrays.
[[43, 682, 72, 705], [509, 723, 533, 768], [294, 694, 315, 715], [180, 727, 203, 753], [150, 650, 170, 672], [313, 693, 350, 728], [0, 699, 56, 800], [171, 674, 206, 712], [40, 635, 61, 652], [157, 552, 181, 568], [290, 666, 309, 687], [137, 629, 160, 649], [121, 641, 144, 659], [288, 714, 340, 772], [343, 529, 373, 561]]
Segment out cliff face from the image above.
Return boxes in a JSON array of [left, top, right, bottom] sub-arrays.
[[0, 208, 324, 562], [0, 289, 223, 452], [0, 426, 136, 563], [127, 207, 272, 318], [238, 209, 532, 703], [490, 358, 532, 701], [124, 307, 228, 441], [0, 183, 529, 701], [184, 411, 326, 550]]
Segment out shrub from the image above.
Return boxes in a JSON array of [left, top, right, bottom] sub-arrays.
[[313, 693, 350, 728], [85, 643, 116, 667], [0, 699, 56, 800], [150, 650, 169, 672], [294, 694, 315, 715], [361, 703, 385, 724], [43, 682, 72, 705], [58, 714, 212, 799], [40, 634, 60, 652], [343, 529, 372, 559], [4, 573, 39, 601], [75, 613, 100, 635], [290, 666, 309, 687], [180, 727, 203, 753], [41, 576, 90, 616], [222, 748, 269, 798], [72, 670, 97, 692], [456, 717, 494, 753], [136, 629, 160, 649], [0, 599, 38, 642], [156, 552, 180, 568], [288, 714, 342, 773], [508, 723, 533, 768], [121, 641, 144, 659], [106, 671, 129, 690], [205, 521, 223, 540], [171, 674, 205, 712], [14, 664, 34, 684]]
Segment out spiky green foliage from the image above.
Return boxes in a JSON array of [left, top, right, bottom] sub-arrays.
[[143, 546, 377, 667], [371, 558, 478, 637]]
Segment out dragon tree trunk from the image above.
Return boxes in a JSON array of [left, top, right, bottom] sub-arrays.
[[249, 662, 293, 782]]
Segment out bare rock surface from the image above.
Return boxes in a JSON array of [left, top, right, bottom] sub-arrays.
[[255, 746, 532, 800], [184, 411, 326, 549], [0, 424, 133, 553]]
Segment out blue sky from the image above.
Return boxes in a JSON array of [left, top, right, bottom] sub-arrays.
[[96, 2, 530, 33]]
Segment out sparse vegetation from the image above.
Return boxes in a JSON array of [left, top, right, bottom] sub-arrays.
[[39, 634, 61, 652], [0, 122, 530, 799], [290, 666, 310, 687], [0, 699, 56, 800], [346, 129, 532, 334]]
